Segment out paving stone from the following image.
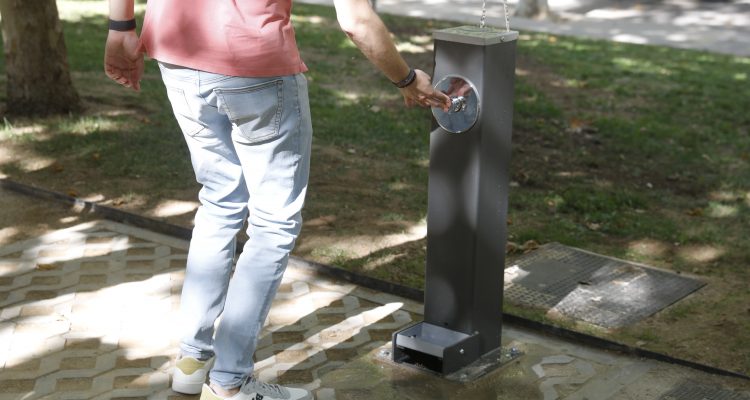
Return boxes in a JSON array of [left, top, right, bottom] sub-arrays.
[[24, 290, 59, 301], [3, 357, 41, 372], [79, 274, 108, 285], [80, 261, 109, 272], [55, 377, 94, 391], [277, 369, 314, 384], [0, 378, 36, 392], [19, 305, 57, 317], [126, 246, 156, 256], [38, 247, 70, 259], [124, 273, 153, 282], [271, 331, 306, 344], [115, 357, 152, 369], [113, 374, 151, 389], [366, 329, 394, 342], [64, 338, 102, 350], [318, 329, 357, 343], [317, 313, 348, 325], [1, 251, 25, 259], [14, 321, 69, 337], [126, 259, 153, 268], [29, 276, 63, 286], [126, 236, 151, 244], [60, 356, 97, 369], [86, 236, 114, 245], [84, 247, 112, 257], [275, 350, 311, 363], [325, 348, 359, 361]]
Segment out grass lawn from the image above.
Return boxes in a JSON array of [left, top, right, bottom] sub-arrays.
[[1, 1, 748, 375]]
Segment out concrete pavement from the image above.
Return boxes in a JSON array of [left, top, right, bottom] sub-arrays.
[[298, 0, 750, 57]]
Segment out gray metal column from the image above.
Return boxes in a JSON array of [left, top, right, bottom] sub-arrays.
[[393, 26, 518, 375]]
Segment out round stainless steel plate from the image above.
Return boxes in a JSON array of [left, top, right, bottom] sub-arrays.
[[432, 75, 480, 134]]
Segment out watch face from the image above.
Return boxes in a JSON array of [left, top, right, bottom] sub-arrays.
[[432, 75, 479, 134]]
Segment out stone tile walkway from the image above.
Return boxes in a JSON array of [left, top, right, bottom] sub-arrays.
[[1, 220, 749, 400], [0, 220, 423, 399]]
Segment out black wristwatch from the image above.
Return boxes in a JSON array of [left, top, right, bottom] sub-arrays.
[[108, 18, 137, 32]]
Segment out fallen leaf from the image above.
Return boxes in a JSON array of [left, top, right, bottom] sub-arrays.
[[521, 240, 540, 253], [506, 241, 520, 255], [566, 117, 598, 134], [67, 190, 78, 197], [585, 222, 601, 231]]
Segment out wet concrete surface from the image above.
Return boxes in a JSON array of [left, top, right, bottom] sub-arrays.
[[320, 325, 750, 399]]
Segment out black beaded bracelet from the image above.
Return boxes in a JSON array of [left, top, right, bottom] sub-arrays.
[[393, 68, 417, 88], [108, 18, 137, 32]]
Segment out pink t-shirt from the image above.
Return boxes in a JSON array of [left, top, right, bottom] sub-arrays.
[[140, 0, 307, 77]]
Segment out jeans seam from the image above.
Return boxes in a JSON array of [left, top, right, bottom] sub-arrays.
[[197, 71, 214, 109]]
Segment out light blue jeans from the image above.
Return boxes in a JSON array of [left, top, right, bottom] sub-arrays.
[[158, 62, 313, 389]]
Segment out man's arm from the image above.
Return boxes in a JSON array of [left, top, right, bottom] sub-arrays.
[[104, 0, 143, 91], [333, 0, 450, 110]]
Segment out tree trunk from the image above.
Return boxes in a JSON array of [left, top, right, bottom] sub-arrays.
[[514, 0, 553, 19], [0, 0, 81, 116]]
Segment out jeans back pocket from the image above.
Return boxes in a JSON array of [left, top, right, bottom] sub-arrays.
[[215, 80, 284, 145]]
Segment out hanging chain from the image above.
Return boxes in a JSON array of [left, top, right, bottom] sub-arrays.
[[502, 0, 510, 32], [480, 0, 511, 32], [480, 0, 487, 28]]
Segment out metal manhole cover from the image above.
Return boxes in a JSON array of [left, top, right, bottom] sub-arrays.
[[504, 243, 705, 328]]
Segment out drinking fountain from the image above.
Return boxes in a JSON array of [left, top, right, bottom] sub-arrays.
[[392, 24, 518, 375]]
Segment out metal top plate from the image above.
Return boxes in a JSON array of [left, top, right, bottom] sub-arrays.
[[433, 25, 519, 46]]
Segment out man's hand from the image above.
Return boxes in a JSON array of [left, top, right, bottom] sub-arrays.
[[400, 69, 451, 111], [104, 30, 144, 91]]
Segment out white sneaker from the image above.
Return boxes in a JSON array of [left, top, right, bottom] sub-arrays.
[[172, 356, 214, 394], [199, 378, 312, 400]]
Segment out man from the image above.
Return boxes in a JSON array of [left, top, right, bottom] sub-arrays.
[[104, 1, 450, 399]]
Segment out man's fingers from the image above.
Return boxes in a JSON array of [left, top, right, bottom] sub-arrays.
[[105, 65, 142, 90]]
